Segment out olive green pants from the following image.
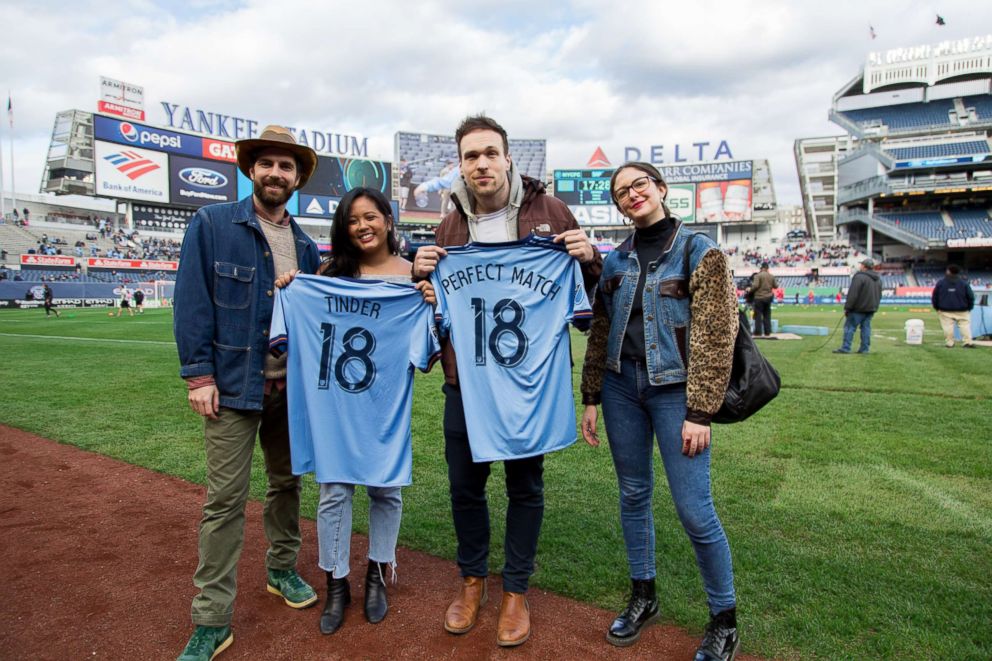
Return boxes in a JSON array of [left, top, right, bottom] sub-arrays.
[[190, 388, 302, 627]]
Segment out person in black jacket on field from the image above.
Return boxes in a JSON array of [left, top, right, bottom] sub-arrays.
[[931, 264, 976, 348], [834, 259, 883, 354]]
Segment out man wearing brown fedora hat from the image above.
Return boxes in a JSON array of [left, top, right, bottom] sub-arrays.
[[174, 125, 321, 661]]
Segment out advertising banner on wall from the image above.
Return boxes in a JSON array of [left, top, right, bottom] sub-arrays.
[[169, 155, 238, 207], [98, 76, 145, 121], [94, 140, 170, 203], [667, 184, 696, 223], [660, 161, 753, 223], [295, 155, 393, 221], [20, 255, 76, 267], [301, 155, 392, 199], [395, 131, 546, 217], [553, 160, 753, 225], [133, 204, 196, 233], [88, 258, 178, 271], [95, 115, 202, 159]]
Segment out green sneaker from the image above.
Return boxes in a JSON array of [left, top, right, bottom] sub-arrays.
[[177, 625, 233, 661], [267, 568, 318, 609]]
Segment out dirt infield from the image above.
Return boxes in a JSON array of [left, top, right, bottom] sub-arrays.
[[0, 426, 763, 660]]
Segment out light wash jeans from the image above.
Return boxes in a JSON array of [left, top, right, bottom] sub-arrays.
[[840, 311, 874, 352], [317, 483, 402, 578], [601, 360, 736, 614]]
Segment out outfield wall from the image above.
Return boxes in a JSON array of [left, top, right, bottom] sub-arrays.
[[0, 281, 161, 308]]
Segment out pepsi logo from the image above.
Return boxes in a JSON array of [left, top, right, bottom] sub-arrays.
[[179, 167, 227, 189], [120, 122, 139, 142]]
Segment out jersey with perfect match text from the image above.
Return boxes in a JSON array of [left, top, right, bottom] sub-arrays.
[[431, 235, 592, 462], [270, 275, 440, 486]]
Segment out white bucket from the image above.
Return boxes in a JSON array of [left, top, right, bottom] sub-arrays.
[[905, 319, 925, 345]]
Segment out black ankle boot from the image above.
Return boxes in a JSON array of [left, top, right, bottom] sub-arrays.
[[364, 560, 389, 624], [319, 572, 350, 635], [606, 578, 660, 647], [693, 608, 740, 661]]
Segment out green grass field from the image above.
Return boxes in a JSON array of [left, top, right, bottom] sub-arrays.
[[1, 305, 990, 660]]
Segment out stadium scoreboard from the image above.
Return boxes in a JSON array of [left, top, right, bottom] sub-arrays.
[[554, 169, 613, 205]]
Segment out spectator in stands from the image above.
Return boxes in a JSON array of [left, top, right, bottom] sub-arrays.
[[931, 265, 976, 349], [173, 125, 321, 661], [748, 263, 777, 336], [834, 259, 883, 354]]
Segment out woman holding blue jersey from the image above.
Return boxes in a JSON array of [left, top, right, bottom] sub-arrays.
[[276, 187, 433, 635], [579, 163, 741, 660]]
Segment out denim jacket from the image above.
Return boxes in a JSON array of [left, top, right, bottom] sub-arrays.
[[599, 225, 717, 385], [174, 195, 320, 411]]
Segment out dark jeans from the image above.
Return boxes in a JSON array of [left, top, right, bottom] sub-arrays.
[[442, 383, 544, 593], [752, 298, 773, 336], [841, 311, 874, 352]]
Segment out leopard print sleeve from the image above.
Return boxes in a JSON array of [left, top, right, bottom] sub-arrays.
[[686, 248, 738, 424], [580, 292, 610, 406]]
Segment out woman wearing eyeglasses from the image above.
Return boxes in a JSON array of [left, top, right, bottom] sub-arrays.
[[579, 162, 741, 660]]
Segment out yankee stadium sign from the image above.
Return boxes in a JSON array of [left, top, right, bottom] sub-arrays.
[[160, 102, 369, 158]]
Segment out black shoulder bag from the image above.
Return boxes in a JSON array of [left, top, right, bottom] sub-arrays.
[[683, 234, 780, 424]]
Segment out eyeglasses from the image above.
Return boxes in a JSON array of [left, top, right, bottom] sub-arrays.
[[613, 176, 657, 204]]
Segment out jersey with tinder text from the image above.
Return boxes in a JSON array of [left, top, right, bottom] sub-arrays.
[[431, 235, 592, 462], [270, 275, 440, 486]]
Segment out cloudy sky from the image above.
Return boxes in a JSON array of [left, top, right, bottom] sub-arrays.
[[0, 0, 989, 207]]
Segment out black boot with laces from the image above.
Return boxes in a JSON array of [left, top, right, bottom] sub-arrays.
[[606, 578, 660, 647], [693, 607, 740, 661]]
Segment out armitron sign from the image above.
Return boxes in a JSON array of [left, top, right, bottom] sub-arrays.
[[99, 76, 145, 121]]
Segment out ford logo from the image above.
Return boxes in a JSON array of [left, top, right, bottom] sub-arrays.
[[179, 167, 227, 188]]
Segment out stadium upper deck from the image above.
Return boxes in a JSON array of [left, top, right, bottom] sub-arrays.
[[828, 35, 992, 270]]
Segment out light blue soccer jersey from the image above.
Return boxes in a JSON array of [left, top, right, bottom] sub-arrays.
[[270, 275, 440, 486], [431, 235, 592, 462]]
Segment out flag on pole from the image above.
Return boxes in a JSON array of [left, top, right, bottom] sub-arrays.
[[869, 25, 877, 40], [936, 15, 946, 26], [6, 95, 10, 129]]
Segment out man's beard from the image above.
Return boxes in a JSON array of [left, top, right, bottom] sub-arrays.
[[254, 177, 293, 208]]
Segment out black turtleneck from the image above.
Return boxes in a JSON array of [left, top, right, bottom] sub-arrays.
[[621, 216, 678, 361]]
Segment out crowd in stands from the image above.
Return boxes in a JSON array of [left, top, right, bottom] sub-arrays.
[[26, 228, 182, 261], [725, 242, 859, 268]]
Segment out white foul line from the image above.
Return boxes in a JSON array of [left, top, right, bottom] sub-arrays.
[[0, 332, 175, 346]]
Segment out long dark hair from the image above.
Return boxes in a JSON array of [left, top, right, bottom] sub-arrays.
[[609, 161, 671, 219], [319, 187, 399, 277]]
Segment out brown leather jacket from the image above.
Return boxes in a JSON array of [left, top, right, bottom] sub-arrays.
[[434, 175, 602, 385]]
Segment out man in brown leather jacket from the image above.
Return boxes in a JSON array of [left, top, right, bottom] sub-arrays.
[[413, 115, 601, 648]]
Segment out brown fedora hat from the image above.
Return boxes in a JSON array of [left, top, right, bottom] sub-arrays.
[[236, 125, 318, 189]]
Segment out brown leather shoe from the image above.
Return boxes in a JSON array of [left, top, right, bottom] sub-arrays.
[[496, 592, 530, 647], [444, 576, 488, 634]]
